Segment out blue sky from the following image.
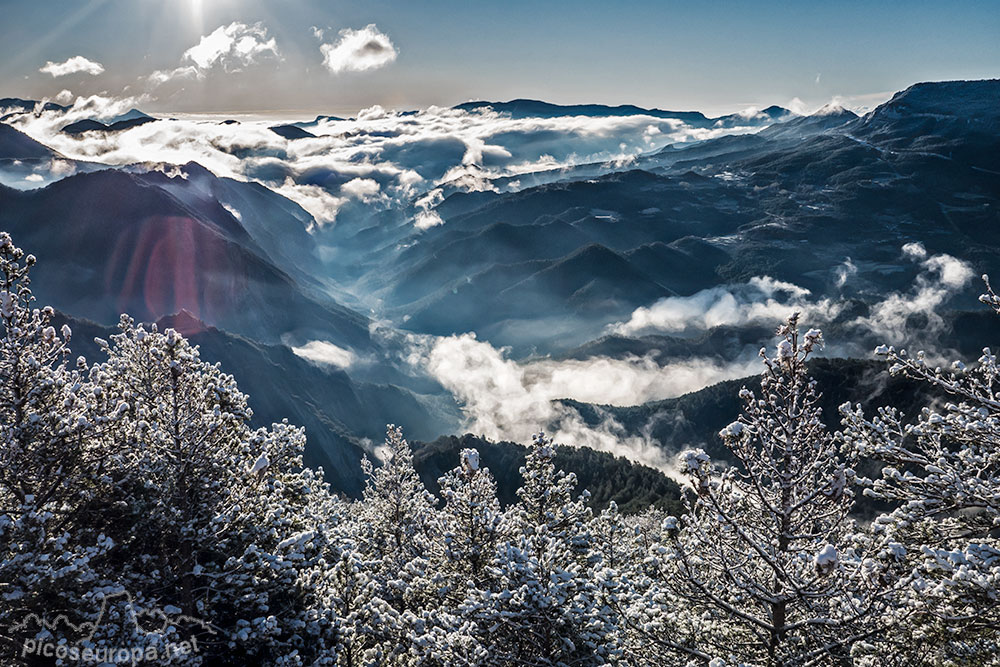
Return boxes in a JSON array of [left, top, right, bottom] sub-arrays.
[[2, 0, 998, 116]]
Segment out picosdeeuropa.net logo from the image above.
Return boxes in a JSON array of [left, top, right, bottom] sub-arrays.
[[11, 589, 216, 664]]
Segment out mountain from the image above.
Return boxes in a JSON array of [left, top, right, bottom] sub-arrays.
[[455, 98, 712, 125], [291, 114, 345, 128], [2, 79, 997, 500], [851, 79, 1000, 171], [352, 80, 1000, 356], [62, 118, 108, 134], [0, 168, 372, 348], [62, 116, 156, 134], [0, 97, 69, 119], [454, 98, 793, 128], [270, 124, 317, 140], [756, 105, 858, 140], [412, 434, 682, 514], [109, 108, 153, 124], [54, 311, 453, 497], [0, 122, 61, 160]]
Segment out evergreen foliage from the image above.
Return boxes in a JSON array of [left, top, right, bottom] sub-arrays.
[[2, 234, 999, 665]]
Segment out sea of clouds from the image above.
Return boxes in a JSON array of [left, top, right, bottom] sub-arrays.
[[0, 19, 975, 475], [3, 93, 774, 231]]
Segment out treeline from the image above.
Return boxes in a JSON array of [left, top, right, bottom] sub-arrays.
[[413, 434, 683, 514], [1, 232, 999, 666]]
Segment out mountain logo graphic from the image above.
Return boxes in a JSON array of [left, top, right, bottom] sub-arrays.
[[10, 590, 216, 643]]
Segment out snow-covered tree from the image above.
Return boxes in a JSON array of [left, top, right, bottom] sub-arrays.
[[462, 433, 619, 665], [355, 426, 437, 578], [79, 317, 335, 663], [434, 448, 504, 602], [646, 316, 894, 666], [841, 277, 1000, 664], [0, 233, 114, 652], [339, 425, 454, 663]]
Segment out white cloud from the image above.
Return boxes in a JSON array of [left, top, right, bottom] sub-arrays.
[[611, 276, 841, 337], [184, 21, 278, 70], [54, 89, 74, 105], [147, 65, 200, 87], [272, 179, 346, 227], [835, 257, 857, 288], [292, 340, 356, 369], [414, 209, 445, 230], [148, 22, 278, 86], [853, 249, 974, 345], [222, 203, 242, 220], [340, 177, 381, 201], [39, 56, 105, 77], [902, 241, 927, 259], [3, 93, 788, 232], [411, 332, 761, 478], [320, 24, 397, 74]]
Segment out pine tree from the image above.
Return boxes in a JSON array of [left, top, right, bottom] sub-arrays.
[[841, 277, 1000, 664], [434, 448, 503, 601], [467, 433, 619, 665], [81, 317, 332, 663], [345, 425, 447, 662], [648, 316, 894, 666], [0, 232, 112, 653]]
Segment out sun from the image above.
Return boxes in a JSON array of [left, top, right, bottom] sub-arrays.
[[188, 0, 205, 31]]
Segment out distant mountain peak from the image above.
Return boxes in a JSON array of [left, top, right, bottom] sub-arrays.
[[869, 79, 1000, 124], [109, 108, 153, 124], [811, 103, 857, 118], [270, 124, 317, 140], [156, 309, 211, 336]]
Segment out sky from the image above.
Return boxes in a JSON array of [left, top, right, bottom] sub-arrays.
[[1, 0, 998, 117]]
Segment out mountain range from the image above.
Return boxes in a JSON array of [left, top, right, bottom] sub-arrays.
[[0, 79, 997, 496]]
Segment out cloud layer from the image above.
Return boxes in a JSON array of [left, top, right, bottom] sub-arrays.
[[409, 332, 761, 478], [853, 245, 974, 345], [611, 276, 842, 336], [5, 92, 774, 227]]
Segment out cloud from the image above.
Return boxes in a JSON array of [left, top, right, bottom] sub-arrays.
[[39, 56, 105, 77], [272, 179, 346, 227], [54, 89, 74, 105], [2, 93, 788, 234], [320, 24, 397, 74], [184, 21, 278, 70], [340, 177, 381, 201], [611, 276, 841, 337], [147, 66, 200, 87], [835, 257, 857, 288], [852, 248, 974, 345], [410, 332, 761, 478], [413, 188, 445, 229], [902, 241, 927, 259], [148, 22, 278, 86], [291, 340, 356, 369]]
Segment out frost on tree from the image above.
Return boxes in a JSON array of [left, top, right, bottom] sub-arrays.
[[644, 316, 896, 666], [7, 227, 1000, 665], [434, 447, 503, 599], [0, 233, 111, 650], [841, 276, 1000, 663], [85, 317, 334, 661], [464, 433, 621, 665]]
